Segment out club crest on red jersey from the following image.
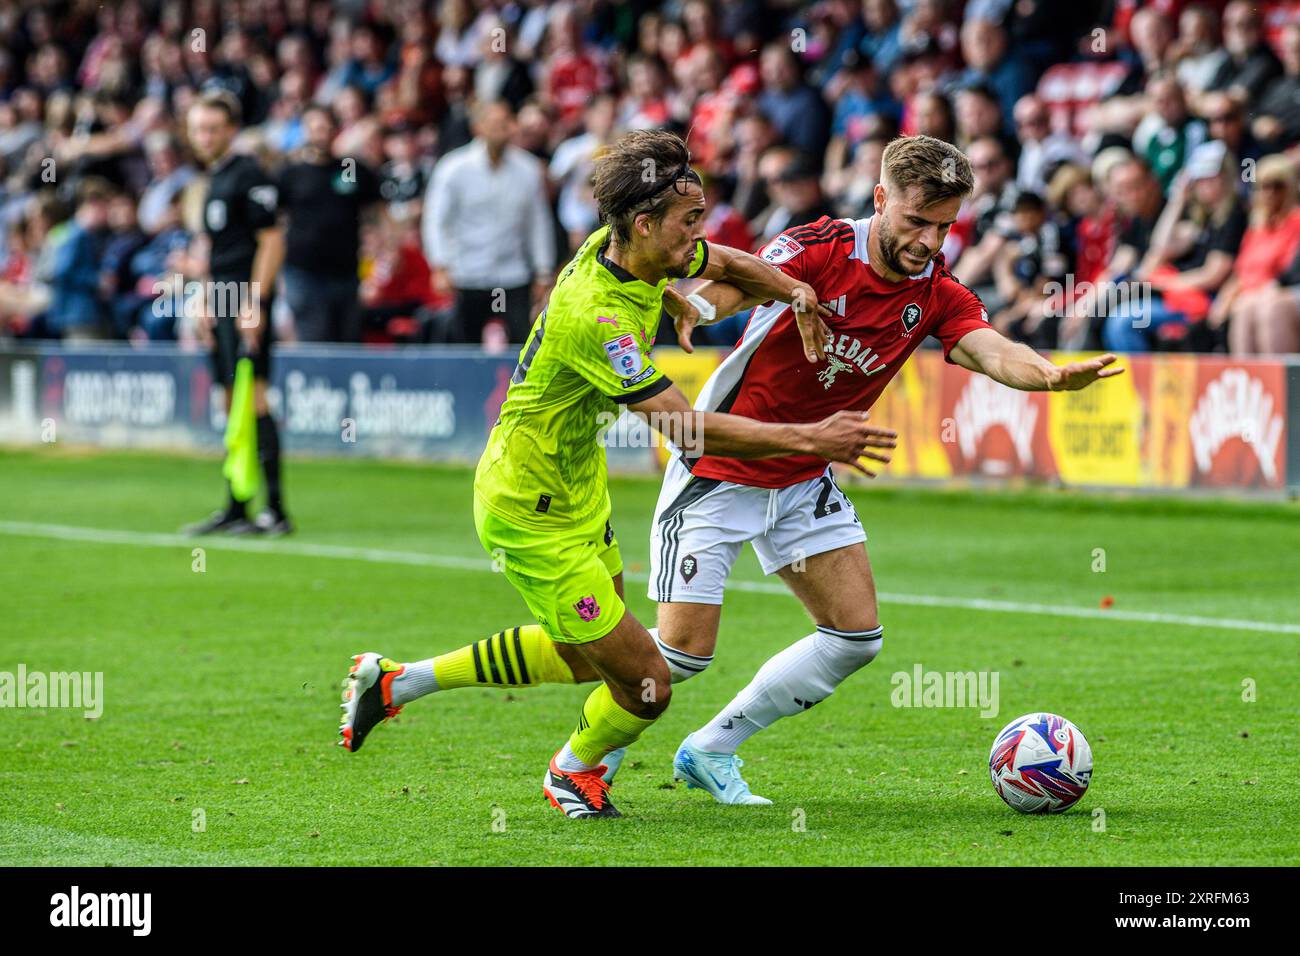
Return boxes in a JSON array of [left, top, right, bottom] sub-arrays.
[[901, 302, 923, 335]]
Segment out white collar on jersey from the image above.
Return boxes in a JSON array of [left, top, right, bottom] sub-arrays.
[[848, 216, 935, 280]]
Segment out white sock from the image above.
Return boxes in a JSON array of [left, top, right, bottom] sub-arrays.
[[388, 659, 438, 706], [693, 625, 883, 753], [555, 741, 598, 773]]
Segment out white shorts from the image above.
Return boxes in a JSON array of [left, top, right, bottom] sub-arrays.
[[648, 457, 866, 604]]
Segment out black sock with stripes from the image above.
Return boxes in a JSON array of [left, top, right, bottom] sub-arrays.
[[387, 625, 572, 706]]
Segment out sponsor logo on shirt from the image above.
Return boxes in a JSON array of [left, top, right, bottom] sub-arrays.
[[815, 333, 889, 389], [817, 355, 855, 389], [621, 367, 657, 388], [760, 234, 804, 265]]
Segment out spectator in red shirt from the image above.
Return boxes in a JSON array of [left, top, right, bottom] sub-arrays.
[[1050, 164, 1116, 289], [359, 210, 442, 342], [541, 4, 609, 137], [1048, 162, 1118, 349], [1209, 155, 1300, 354], [682, 47, 736, 174], [682, 0, 737, 72], [701, 173, 755, 252], [619, 55, 672, 130]]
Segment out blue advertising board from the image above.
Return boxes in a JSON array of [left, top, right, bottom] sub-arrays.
[[0, 344, 656, 471]]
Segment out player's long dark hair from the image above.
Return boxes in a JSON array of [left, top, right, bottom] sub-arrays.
[[592, 130, 702, 244]]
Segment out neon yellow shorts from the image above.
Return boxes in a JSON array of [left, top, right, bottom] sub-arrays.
[[473, 495, 625, 644]]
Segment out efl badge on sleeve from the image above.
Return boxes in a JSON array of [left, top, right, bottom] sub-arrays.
[[604, 334, 643, 377], [760, 234, 804, 265]]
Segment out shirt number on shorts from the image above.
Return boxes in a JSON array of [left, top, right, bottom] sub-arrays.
[[814, 477, 843, 519]]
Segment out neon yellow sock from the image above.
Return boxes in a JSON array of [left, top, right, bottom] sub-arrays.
[[431, 625, 575, 689], [566, 682, 657, 768]]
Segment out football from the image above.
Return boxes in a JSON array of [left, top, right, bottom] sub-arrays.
[[989, 713, 1093, 814]]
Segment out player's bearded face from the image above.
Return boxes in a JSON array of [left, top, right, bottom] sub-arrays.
[[876, 206, 936, 277]]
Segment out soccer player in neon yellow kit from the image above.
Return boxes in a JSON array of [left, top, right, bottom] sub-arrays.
[[338, 129, 897, 818]]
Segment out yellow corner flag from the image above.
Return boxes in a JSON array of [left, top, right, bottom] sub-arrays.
[[222, 358, 260, 503]]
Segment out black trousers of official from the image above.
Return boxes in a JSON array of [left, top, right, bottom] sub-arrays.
[[282, 264, 361, 343], [452, 284, 532, 345]]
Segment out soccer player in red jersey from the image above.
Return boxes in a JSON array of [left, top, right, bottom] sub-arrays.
[[641, 135, 1124, 804]]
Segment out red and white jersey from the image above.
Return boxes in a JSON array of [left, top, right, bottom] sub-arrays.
[[689, 215, 990, 488]]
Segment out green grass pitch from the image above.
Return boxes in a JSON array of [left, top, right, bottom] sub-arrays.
[[1, 447, 1297, 866]]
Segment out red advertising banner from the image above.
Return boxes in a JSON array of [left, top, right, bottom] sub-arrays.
[[940, 359, 1054, 480], [858, 351, 1290, 491], [1184, 358, 1288, 489]]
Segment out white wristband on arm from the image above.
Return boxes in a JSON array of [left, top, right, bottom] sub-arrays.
[[685, 293, 718, 326]]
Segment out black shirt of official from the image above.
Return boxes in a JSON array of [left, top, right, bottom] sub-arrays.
[[278, 158, 381, 276], [204, 152, 279, 279]]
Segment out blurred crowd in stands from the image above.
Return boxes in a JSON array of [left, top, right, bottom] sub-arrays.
[[0, 0, 1299, 355]]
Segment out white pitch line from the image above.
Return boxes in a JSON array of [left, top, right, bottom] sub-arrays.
[[0, 520, 485, 571], [1, 520, 1296, 636]]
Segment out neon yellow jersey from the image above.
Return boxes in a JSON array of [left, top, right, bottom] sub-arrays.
[[474, 226, 708, 529]]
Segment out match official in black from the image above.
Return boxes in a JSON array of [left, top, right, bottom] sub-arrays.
[[183, 90, 292, 536], [277, 104, 382, 343]]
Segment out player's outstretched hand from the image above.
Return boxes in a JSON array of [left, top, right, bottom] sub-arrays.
[[1049, 353, 1126, 391], [790, 281, 834, 363], [805, 409, 897, 478], [669, 289, 704, 354]]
